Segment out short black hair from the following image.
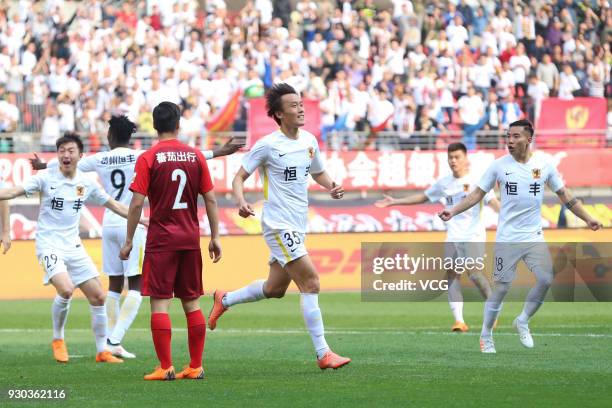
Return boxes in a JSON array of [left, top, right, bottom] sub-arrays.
[[447, 142, 467, 155], [108, 115, 137, 145], [56, 133, 84, 153], [509, 119, 534, 137], [265, 83, 298, 125], [152, 101, 181, 133]]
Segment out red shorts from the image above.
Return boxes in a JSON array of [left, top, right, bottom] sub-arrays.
[[141, 250, 203, 299]]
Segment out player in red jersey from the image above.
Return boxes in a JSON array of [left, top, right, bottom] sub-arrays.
[[120, 102, 221, 381]]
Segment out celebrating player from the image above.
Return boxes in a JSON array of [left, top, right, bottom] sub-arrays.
[[29, 119, 242, 359], [207, 83, 351, 370], [439, 119, 602, 353], [120, 102, 221, 381], [376, 142, 500, 332], [0, 134, 146, 363]]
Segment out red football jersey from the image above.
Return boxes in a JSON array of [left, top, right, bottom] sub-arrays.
[[130, 139, 213, 252]]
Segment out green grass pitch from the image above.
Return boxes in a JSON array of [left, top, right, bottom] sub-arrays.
[[0, 294, 611, 407]]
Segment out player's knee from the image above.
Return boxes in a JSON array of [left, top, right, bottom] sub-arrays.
[[127, 275, 142, 291], [88, 292, 106, 306], [302, 277, 320, 294], [537, 272, 554, 288], [265, 287, 286, 298], [58, 287, 74, 299]]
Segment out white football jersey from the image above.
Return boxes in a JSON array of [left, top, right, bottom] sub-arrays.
[[23, 170, 110, 252], [242, 129, 324, 233], [478, 153, 564, 242], [425, 172, 494, 242], [48, 148, 143, 227]]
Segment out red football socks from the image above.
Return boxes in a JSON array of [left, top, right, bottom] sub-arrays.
[[186, 309, 206, 369], [151, 313, 172, 369]]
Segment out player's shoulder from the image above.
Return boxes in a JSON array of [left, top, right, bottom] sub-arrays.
[[489, 154, 514, 169], [530, 151, 558, 170], [298, 128, 317, 143], [257, 130, 283, 145], [435, 173, 455, 187]]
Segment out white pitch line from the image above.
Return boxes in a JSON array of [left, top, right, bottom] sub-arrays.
[[1, 328, 611, 338]]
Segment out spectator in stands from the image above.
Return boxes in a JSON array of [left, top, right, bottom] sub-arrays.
[[458, 86, 485, 150], [40, 103, 60, 152], [558, 64, 581, 100], [0, 92, 19, 132]]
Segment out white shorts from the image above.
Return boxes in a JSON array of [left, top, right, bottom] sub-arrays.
[[102, 226, 146, 277], [493, 242, 553, 283], [37, 245, 99, 287], [263, 229, 307, 268], [444, 241, 486, 275]]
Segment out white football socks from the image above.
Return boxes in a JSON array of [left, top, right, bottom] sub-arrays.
[[105, 291, 121, 332], [108, 290, 142, 345], [89, 305, 108, 353], [449, 302, 464, 323], [300, 293, 330, 359], [223, 279, 266, 308], [51, 295, 71, 340]]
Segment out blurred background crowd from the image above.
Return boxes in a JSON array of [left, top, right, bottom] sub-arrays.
[[0, 0, 609, 152]]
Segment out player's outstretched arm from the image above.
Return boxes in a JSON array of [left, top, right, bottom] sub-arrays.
[[232, 167, 256, 218], [211, 137, 245, 158], [555, 188, 603, 231], [119, 192, 147, 260], [439, 187, 486, 221], [203, 190, 222, 263], [0, 186, 26, 201], [375, 192, 428, 207], [0, 199, 10, 254], [311, 171, 344, 199]]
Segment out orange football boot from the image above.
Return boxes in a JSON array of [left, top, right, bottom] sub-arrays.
[[451, 321, 469, 332], [176, 366, 205, 380], [208, 290, 228, 330], [317, 351, 351, 370], [144, 366, 176, 381], [95, 351, 124, 363], [52, 339, 69, 363]]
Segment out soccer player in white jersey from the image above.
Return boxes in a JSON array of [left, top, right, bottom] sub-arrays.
[[208, 83, 351, 369], [30, 117, 243, 359], [440, 119, 602, 353], [0, 134, 146, 363], [0, 175, 10, 254], [375, 142, 500, 332]]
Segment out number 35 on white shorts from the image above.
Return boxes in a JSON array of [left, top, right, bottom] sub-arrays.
[[263, 230, 308, 267]]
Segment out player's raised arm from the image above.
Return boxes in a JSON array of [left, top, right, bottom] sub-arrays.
[[439, 187, 487, 221], [211, 137, 245, 158], [29, 153, 48, 170], [555, 188, 602, 231], [0, 198, 10, 254], [232, 167, 256, 217], [375, 192, 428, 207]]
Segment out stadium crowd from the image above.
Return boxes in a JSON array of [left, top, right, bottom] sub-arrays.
[[0, 0, 609, 152]]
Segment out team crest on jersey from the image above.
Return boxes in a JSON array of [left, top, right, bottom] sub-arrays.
[[308, 147, 314, 159], [532, 168, 541, 179], [463, 184, 470, 192], [76, 185, 85, 196]]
